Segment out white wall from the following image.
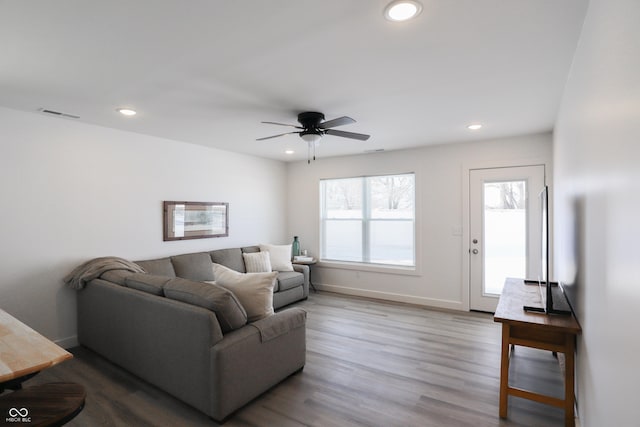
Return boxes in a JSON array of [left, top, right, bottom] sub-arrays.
[[553, 0, 640, 425], [0, 106, 287, 346], [287, 133, 552, 309]]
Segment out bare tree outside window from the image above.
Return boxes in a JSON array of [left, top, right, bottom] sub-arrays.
[[371, 175, 415, 217], [485, 182, 526, 210]]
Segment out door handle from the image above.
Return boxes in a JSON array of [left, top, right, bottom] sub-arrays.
[[472, 249, 479, 254]]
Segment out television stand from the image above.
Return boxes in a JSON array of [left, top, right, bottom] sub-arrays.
[[494, 278, 581, 427]]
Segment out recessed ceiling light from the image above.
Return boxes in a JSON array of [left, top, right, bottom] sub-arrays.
[[117, 108, 137, 116], [384, 0, 423, 22], [467, 124, 483, 130], [285, 150, 295, 155]]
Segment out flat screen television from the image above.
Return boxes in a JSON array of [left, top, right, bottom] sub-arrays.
[[523, 185, 571, 315]]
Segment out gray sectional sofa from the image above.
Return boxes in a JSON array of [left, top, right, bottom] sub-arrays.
[[76, 245, 309, 422]]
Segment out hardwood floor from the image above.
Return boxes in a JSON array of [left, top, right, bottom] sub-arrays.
[[19, 292, 566, 426]]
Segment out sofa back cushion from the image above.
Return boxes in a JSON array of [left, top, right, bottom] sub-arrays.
[[171, 252, 215, 281], [163, 278, 247, 333], [135, 258, 176, 277], [210, 248, 245, 273], [100, 270, 135, 285], [125, 273, 172, 296], [241, 245, 260, 254]]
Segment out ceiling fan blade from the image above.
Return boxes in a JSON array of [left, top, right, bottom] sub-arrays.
[[325, 129, 370, 141], [261, 121, 303, 129], [318, 116, 356, 129], [256, 131, 299, 141]]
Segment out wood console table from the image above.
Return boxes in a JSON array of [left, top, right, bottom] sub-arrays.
[[494, 278, 581, 427]]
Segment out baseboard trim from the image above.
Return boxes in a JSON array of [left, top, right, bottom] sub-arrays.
[[55, 335, 78, 349], [315, 283, 464, 311]]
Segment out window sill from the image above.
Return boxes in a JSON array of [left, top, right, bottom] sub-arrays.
[[317, 260, 420, 276]]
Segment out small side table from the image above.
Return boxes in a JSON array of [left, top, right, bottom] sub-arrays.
[[0, 309, 72, 386], [292, 259, 317, 292], [0, 382, 86, 426]]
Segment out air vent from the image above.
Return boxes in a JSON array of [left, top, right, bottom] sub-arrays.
[[38, 108, 80, 119]]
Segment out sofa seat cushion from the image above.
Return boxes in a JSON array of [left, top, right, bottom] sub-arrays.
[[135, 258, 176, 277], [125, 273, 172, 295], [212, 264, 277, 322], [277, 271, 303, 292], [163, 277, 247, 333], [210, 248, 246, 273], [171, 252, 215, 281]]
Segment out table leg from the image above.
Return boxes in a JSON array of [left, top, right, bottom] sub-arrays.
[[0, 372, 38, 392], [564, 335, 576, 427], [499, 324, 510, 418]]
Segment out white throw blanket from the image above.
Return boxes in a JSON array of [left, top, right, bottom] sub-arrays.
[[63, 256, 146, 290]]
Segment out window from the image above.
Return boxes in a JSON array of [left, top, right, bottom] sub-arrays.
[[320, 173, 415, 267]]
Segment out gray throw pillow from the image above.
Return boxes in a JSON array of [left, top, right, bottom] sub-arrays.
[[163, 277, 247, 333], [125, 273, 172, 296]]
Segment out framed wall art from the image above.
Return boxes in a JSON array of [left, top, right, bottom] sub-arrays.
[[163, 201, 229, 241]]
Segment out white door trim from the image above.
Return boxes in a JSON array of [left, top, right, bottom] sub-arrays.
[[461, 157, 551, 311]]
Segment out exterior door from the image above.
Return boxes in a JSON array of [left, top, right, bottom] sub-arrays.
[[469, 165, 545, 312]]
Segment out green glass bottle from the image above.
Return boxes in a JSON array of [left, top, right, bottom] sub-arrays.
[[292, 236, 301, 259]]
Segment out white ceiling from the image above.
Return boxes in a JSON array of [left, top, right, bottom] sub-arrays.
[[0, 0, 588, 162]]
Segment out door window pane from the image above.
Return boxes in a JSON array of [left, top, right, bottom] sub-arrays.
[[483, 181, 526, 295]]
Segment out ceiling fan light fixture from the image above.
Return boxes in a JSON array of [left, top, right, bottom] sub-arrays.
[[300, 132, 322, 145], [384, 0, 423, 22], [257, 111, 371, 164]]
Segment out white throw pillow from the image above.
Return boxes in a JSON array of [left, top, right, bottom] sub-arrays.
[[258, 243, 294, 272], [211, 263, 277, 322], [242, 251, 272, 273]]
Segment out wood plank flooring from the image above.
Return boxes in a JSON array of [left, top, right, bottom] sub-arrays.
[[13, 292, 566, 426]]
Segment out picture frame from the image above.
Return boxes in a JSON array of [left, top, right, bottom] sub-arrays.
[[163, 201, 229, 241]]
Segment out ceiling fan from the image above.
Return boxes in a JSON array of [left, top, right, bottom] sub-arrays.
[[257, 112, 370, 163]]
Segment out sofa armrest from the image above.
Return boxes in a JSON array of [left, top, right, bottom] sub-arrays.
[[292, 264, 309, 295], [250, 307, 306, 342], [209, 308, 306, 421]]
